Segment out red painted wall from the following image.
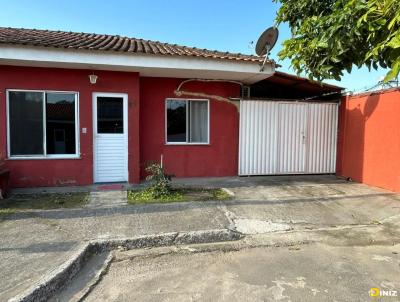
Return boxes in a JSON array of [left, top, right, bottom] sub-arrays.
[[336, 89, 400, 192], [139, 77, 240, 178], [0, 66, 140, 187]]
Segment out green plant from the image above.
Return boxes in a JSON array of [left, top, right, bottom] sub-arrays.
[[127, 188, 232, 204], [274, 0, 400, 82], [145, 162, 173, 198], [128, 189, 183, 204]]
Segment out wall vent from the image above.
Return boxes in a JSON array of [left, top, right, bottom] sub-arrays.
[[241, 86, 251, 99]]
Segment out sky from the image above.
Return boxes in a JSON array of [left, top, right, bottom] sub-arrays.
[[0, 0, 386, 91]]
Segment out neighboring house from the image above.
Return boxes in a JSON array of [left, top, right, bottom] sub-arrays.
[[0, 27, 343, 188]]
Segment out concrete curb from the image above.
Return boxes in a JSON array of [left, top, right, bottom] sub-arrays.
[[75, 252, 114, 302], [9, 243, 92, 302], [9, 229, 243, 302]]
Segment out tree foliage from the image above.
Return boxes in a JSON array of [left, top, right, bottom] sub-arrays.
[[274, 0, 400, 82]]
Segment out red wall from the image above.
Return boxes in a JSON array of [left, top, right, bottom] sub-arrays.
[[139, 77, 240, 178], [0, 66, 140, 187], [336, 89, 400, 192]]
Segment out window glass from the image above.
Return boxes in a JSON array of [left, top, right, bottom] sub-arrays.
[[9, 91, 44, 156], [189, 101, 208, 143], [166, 100, 187, 142], [46, 93, 76, 154], [97, 97, 124, 134], [166, 100, 209, 143]]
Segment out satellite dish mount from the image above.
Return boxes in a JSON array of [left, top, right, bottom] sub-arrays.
[[255, 27, 279, 72]]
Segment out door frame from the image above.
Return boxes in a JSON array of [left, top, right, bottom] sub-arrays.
[[92, 92, 129, 183]]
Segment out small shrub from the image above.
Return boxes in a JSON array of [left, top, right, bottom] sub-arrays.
[[145, 162, 173, 198]]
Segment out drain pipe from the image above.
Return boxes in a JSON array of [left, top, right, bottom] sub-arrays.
[[174, 79, 244, 104]]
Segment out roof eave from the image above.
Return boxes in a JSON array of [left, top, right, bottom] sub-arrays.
[[0, 44, 274, 84]]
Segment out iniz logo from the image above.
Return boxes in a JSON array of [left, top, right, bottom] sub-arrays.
[[370, 287, 398, 297]]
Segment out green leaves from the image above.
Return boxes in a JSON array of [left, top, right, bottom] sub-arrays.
[[275, 0, 400, 82], [145, 162, 173, 198], [384, 59, 400, 81]]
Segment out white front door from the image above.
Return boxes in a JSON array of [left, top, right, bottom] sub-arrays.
[[93, 93, 128, 183]]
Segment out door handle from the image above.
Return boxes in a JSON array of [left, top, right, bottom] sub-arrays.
[[301, 132, 307, 143]]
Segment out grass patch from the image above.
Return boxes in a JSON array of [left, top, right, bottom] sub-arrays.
[[0, 192, 89, 214], [0, 208, 17, 222], [128, 187, 232, 204]]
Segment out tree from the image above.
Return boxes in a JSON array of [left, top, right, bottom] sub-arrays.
[[274, 0, 400, 82]]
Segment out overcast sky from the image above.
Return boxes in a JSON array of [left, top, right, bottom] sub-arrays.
[[0, 0, 385, 91]]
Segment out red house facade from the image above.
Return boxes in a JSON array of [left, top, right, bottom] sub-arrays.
[[1, 27, 348, 189], [0, 28, 277, 188]]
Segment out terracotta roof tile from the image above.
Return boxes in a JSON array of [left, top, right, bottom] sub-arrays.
[[0, 27, 265, 63]]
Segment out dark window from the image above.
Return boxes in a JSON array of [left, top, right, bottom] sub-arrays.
[[166, 100, 209, 143], [166, 100, 187, 142], [8, 90, 77, 157], [46, 93, 76, 154], [9, 91, 44, 156], [97, 97, 124, 134]]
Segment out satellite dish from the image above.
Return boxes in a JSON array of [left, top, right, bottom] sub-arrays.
[[255, 27, 279, 71], [255, 27, 279, 57]]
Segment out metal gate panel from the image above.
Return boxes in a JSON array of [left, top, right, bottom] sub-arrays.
[[278, 103, 308, 173], [307, 103, 338, 173], [239, 100, 339, 176], [239, 100, 279, 175]]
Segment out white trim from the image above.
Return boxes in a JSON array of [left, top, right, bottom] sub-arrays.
[[165, 98, 210, 145], [237, 99, 242, 175], [93, 92, 129, 183], [0, 45, 274, 84], [6, 89, 80, 160]]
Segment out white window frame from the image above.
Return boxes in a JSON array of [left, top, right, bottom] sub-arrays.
[[6, 89, 80, 160], [165, 98, 210, 145]]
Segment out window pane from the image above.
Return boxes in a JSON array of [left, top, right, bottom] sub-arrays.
[[9, 91, 44, 156], [167, 100, 186, 142], [97, 97, 124, 134], [46, 93, 76, 154], [189, 101, 208, 143]]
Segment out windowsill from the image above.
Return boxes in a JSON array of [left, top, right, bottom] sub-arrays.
[[165, 143, 210, 146], [7, 155, 81, 160]]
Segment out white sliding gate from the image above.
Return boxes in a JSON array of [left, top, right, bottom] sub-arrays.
[[239, 100, 338, 176]]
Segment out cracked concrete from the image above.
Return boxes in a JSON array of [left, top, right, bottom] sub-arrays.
[[1, 175, 400, 301], [84, 242, 400, 302], [234, 218, 293, 234]]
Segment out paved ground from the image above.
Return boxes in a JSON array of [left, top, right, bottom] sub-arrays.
[[1, 175, 400, 301], [85, 242, 400, 302]]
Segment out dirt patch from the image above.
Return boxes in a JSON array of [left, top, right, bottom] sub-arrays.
[[128, 188, 232, 204], [0, 192, 89, 213]]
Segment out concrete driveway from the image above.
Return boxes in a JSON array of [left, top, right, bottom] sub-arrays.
[[1, 175, 400, 301], [174, 175, 400, 235]]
